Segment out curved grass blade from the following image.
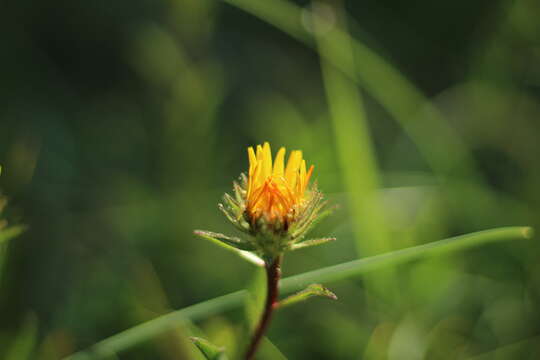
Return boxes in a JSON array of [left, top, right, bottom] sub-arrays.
[[223, 0, 480, 181], [62, 227, 533, 359], [63, 292, 246, 360], [313, 3, 398, 305], [280, 227, 533, 293]]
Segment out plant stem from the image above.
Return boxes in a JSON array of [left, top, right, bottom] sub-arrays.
[[245, 255, 282, 360]]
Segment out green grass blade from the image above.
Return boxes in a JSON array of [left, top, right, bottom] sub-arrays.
[[62, 292, 245, 360], [313, 2, 398, 301], [62, 227, 533, 359], [314, 3, 391, 258], [280, 227, 533, 293]]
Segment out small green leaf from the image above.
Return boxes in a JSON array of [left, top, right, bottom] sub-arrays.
[[289, 237, 336, 251], [190, 337, 228, 360], [278, 284, 337, 308], [194, 230, 255, 251]]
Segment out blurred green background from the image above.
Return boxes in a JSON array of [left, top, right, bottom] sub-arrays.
[[1, 0, 539, 359]]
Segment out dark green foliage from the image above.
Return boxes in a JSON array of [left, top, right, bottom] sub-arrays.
[[1, 0, 539, 359]]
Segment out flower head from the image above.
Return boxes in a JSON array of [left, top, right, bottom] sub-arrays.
[[246, 142, 314, 225], [195, 142, 335, 260]]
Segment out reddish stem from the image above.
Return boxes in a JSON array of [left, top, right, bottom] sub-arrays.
[[245, 256, 282, 360]]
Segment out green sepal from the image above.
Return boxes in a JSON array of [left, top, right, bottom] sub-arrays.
[[232, 180, 245, 204], [288, 237, 336, 251], [222, 193, 241, 213], [218, 204, 250, 233], [291, 197, 336, 240], [194, 230, 265, 267], [293, 206, 336, 240], [190, 337, 228, 360], [278, 284, 337, 308], [194, 230, 255, 251], [237, 251, 265, 267], [289, 191, 323, 236]]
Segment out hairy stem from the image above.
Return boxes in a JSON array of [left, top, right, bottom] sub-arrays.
[[245, 256, 282, 360]]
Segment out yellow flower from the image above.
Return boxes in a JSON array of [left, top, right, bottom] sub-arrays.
[[246, 142, 313, 224], [195, 141, 334, 259]]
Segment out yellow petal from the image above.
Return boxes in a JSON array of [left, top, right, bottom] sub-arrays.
[[273, 147, 286, 177], [285, 150, 302, 186], [299, 159, 307, 193], [256, 145, 263, 162], [248, 147, 257, 170], [247, 147, 257, 198], [252, 162, 262, 193], [261, 142, 272, 179], [255, 145, 264, 185]]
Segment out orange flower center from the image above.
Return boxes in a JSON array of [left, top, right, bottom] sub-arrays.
[[246, 142, 313, 223]]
